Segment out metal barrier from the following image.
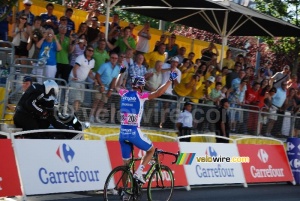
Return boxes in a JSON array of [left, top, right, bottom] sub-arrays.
[[1, 71, 299, 138]]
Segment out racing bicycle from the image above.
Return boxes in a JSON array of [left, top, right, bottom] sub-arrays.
[[103, 143, 179, 201]]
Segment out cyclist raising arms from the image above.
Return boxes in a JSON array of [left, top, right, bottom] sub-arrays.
[[115, 65, 178, 183]]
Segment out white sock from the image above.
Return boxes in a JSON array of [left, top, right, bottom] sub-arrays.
[[136, 164, 145, 175]]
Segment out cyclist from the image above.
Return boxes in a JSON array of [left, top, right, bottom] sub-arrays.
[[115, 65, 178, 184]]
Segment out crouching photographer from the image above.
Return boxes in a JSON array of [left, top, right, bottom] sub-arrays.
[[13, 80, 72, 138]]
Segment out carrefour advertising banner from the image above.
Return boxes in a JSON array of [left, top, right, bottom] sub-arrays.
[[179, 142, 245, 185], [237, 144, 294, 183], [0, 139, 22, 197], [14, 140, 111, 195]]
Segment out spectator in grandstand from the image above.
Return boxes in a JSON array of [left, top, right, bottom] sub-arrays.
[[220, 67, 229, 87], [70, 35, 87, 68], [165, 34, 179, 58], [257, 85, 273, 135], [220, 86, 228, 100], [85, 5, 102, 25], [128, 22, 137, 41], [236, 54, 246, 69], [204, 64, 215, 80], [206, 53, 220, 72], [231, 69, 246, 89], [69, 45, 95, 112], [27, 26, 43, 59], [55, 24, 73, 84], [153, 34, 167, 52], [281, 88, 296, 136], [76, 22, 88, 39], [174, 68, 202, 98], [264, 61, 273, 78], [159, 56, 182, 128], [12, 14, 31, 67], [13, 80, 70, 138], [200, 42, 219, 64], [31, 16, 46, 34], [107, 26, 136, 54], [246, 66, 255, 84], [92, 39, 110, 74], [178, 58, 192, 72], [228, 77, 248, 133], [176, 47, 187, 64], [256, 67, 267, 84], [86, 16, 101, 46], [176, 101, 193, 142], [187, 52, 196, 65], [136, 22, 151, 54], [244, 82, 261, 133], [144, 43, 166, 69], [90, 52, 120, 123], [60, 8, 75, 37], [145, 61, 163, 92], [287, 74, 298, 90], [126, 53, 150, 89], [265, 82, 287, 137], [271, 65, 290, 88], [222, 49, 235, 69], [0, 5, 12, 42], [215, 98, 230, 143], [206, 81, 223, 106], [40, 3, 58, 31], [109, 13, 120, 31], [190, 76, 215, 103], [16, 0, 35, 27], [37, 28, 62, 78]]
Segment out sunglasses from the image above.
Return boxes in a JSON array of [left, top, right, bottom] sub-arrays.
[[87, 49, 94, 52], [21, 17, 27, 20], [60, 19, 67, 21], [110, 57, 118, 59], [25, 4, 31, 6]]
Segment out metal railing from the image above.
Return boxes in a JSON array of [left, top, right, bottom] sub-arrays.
[[1, 69, 299, 138]]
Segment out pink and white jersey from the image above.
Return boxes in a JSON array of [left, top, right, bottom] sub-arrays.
[[119, 89, 149, 127]]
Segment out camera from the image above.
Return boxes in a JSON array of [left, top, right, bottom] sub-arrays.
[[79, 39, 84, 43]]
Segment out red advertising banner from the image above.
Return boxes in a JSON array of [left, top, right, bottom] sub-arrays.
[[237, 144, 294, 183], [0, 139, 22, 197], [106, 141, 188, 187]]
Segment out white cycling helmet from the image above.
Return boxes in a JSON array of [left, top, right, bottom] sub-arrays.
[[44, 80, 59, 98]]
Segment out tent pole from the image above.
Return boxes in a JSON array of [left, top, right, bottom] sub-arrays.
[[105, 0, 112, 40], [220, 10, 229, 69]]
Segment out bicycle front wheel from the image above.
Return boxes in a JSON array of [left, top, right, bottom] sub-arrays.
[[103, 166, 134, 201], [147, 165, 174, 201]]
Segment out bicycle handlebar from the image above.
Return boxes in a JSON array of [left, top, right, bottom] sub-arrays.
[[156, 149, 180, 164]]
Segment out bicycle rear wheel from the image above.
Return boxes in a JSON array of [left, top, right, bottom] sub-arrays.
[[103, 166, 134, 201], [147, 165, 174, 201]]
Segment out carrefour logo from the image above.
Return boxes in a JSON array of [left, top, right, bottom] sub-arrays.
[[56, 143, 75, 163], [38, 144, 100, 185], [205, 146, 218, 157], [290, 159, 300, 169], [287, 142, 295, 151], [257, 149, 268, 163]]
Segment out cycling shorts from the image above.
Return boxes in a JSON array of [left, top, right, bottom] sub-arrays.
[[119, 126, 153, 160]]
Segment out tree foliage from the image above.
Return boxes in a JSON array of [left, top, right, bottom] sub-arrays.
[[254, 0, 300, 74], [0, 0, 18, 22]]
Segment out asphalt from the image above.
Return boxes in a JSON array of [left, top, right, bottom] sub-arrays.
[[4, 183, 300, 201]]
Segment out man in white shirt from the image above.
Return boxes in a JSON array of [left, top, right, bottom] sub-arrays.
[[69, 45, 95, 112], [159, 56, 182, 128], [176, 102, 193, 142]]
